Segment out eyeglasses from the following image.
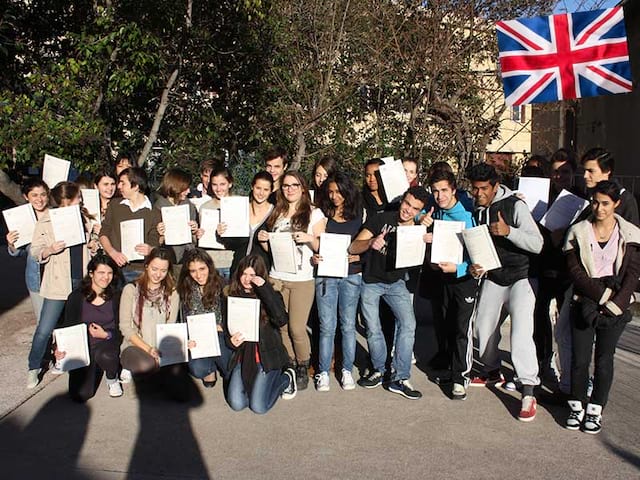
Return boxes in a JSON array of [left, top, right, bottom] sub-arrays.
[[282, 183, 301, 190]]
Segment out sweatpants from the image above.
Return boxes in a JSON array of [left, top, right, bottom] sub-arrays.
[[570, 305, 628, 408], [431, 277, 477, 385], [475, 278, 540, 386]]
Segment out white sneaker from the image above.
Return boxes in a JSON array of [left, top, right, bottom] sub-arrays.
[[341, 370, 356, 390], [108, 380, 123, 398], [50, 361, 64, 375], [27, 369, 41, 389], [315, 371, 330, 392], [282, 368, 297, 400], [119, 368, 132, 384]]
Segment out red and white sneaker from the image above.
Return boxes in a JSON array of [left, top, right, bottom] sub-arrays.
[[469, 372, 504, 387], [518, 395, 537, 422]]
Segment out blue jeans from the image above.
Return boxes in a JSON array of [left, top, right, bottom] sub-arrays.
[[315, 274, 362, 373], [28, 279, 81, 370], [226, 363, 289, 414], [360, 279, 416, 381], [188, 332, 232, 379]]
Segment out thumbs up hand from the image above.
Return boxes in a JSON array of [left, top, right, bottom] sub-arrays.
[[489, 211, 510, 237], [371, 229, 388, 252], [420, 207, 435, 228]]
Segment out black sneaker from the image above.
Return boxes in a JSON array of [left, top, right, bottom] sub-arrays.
[[357, 370, 383, 389], [387, 379, 422, 400], [296, 363, 309, 391], [582, 404, 602, 434], [282, 368, 297, 400]]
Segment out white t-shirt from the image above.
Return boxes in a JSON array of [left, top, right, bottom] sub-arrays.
[[269, 208, 325, 282]]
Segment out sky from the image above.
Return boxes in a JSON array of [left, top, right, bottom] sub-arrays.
[[554, 0, 621, 13]]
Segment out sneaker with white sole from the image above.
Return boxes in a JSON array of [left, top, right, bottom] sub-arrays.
[[582, 403, 602, 434], [565, 400, 585, 430], [119, 368, 132, 384], [315, 371, 330, 392], [451, 383, 467, 400], [282, 368, 297, 400], [387, 379, 422, 400], [357, 370, 384, 389], [50, 361, 64, 375], [107, 380, 123, 398], [341, 370, 356, 390], [518, 395, 537, 422], [27, 369, 41, 389]]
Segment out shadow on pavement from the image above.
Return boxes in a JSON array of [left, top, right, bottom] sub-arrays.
[[0, 394, 91, 479]]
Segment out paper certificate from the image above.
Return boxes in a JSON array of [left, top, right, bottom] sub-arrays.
[[3, 203, 37, 249], [379, 159, 410, 203], [81, 188, 101, 224], [120, 218, 145, 261], [53, 324, 90, 372], [156, 323, 189, 366], [227, 297, 260, 342], [198, 208, 225, 249], [517, 177, 550, 222], [220, 196, 250, 237], [42, 154, 71, 189], [461, 225, 502, 272], [317, 233, 350, 278], [269, 232, 297, 274], [161, 204, 192, 245], [431, 220, 465, 264], [186, 313, 221, 359], [395, 225, 426, 268], [189, 194, 212, 212], [540, 189, 590, 231], [49, 205, 86, 247]]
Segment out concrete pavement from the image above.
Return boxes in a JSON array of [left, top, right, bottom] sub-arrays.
[[1, 249, 639, 479]]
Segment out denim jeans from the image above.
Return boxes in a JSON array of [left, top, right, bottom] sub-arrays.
[[360, 279, 416, 381], [315, 274, 362, 373], [188, 332, 232, 379], [226, 363, 289, 414], [28, 279, 81, 370]]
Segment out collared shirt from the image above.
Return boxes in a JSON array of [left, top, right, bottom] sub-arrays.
[[120, 196, 152, 213]]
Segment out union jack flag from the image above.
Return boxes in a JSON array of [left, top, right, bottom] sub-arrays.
[[496, 7, 633, 106]]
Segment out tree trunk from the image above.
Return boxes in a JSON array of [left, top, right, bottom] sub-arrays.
[[0, 169, 26, 205], [291, 130, 306, 171], [137, 67, 179, 167]]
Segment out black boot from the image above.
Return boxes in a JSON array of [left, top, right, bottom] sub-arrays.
[[296, 360, 310, 390]]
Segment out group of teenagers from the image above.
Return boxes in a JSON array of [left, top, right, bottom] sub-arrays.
[[6, 146, 639, 430]]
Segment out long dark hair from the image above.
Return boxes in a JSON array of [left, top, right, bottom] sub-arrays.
[[323, 172, 362, 221], [178, 248, 224, 310], [266, 171, 312, 231], [228, 255, 270, 326], [135, 247, 176, 324], [81, 254, 121, 302]]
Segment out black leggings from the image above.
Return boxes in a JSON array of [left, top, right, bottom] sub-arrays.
[[571, 306, 628, 408], [68, 339, 120, 403]]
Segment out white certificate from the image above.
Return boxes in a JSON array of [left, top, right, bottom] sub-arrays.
[[81, 188, 101, 224], [186, 313, 221, 359], [49, 205, 86, 247], [189, 194, 212, 212], [53, 324, 90, 372], [42, 154, 71, 189], [431, 220, 465, 264], [517, 177, 550, 222], [461, 225, 502, 272], [540, 189, 590, 231], [379, 159, 410, 203], [120, 218, 145, 261], [269, 232, 297, 274], [198, 208, 225, 249], [2, 203, 37, 248], [395, 225, 426, 268], [220, 196, 250, 237], [317, 233, 350, 278], [161, 204, 192, 245], [227, 296, 260, 342], [156, 323, 189, 366]]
